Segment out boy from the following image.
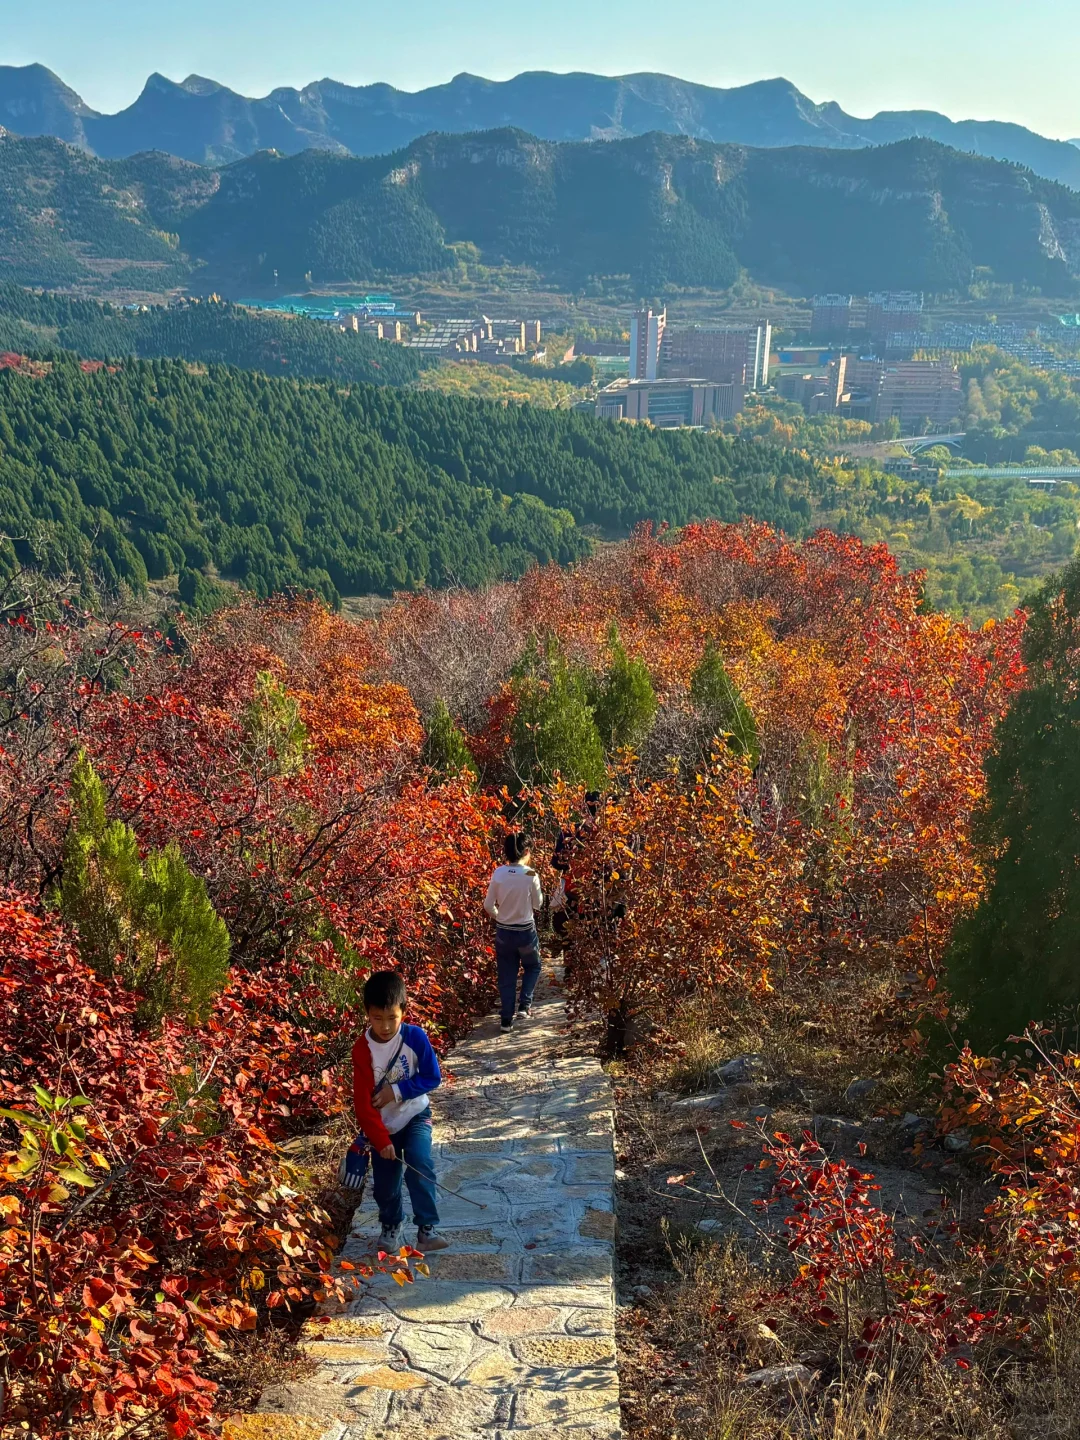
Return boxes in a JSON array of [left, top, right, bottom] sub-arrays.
[[350, 970, 451, 1252], [484, 832, 543, 1033]]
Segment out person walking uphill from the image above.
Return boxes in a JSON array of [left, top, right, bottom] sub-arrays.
[[350, 970, 451, 1252], [485, 832, 543, 1033]]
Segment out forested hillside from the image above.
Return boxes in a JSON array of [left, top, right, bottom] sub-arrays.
[[3, 127, 1079, 296], [0, 133, 214, 289], [0, 353, 817, 601], [0, 286, 434, 387]]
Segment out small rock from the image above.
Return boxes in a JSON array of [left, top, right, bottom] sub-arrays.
[[944, 1128, 971, 1153], [614, 1168, 627, 1181], [739, 1363, 817, 1389], [844, 1078, 878, 1103], [696, 1218, 726, 1233], [716, 1053, 768, 1085], [899, 1112, 930, 1133], [631, 1284, 653, 1300], [672, 1091, 732, 1111]]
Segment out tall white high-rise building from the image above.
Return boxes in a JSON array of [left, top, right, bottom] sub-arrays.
[[630, 307, 666, 381]]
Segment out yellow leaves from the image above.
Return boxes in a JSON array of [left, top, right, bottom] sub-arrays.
[[248, 1268, 265, 1291]]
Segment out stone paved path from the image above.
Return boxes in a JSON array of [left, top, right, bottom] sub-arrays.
[[225, 969, 621, 1440]]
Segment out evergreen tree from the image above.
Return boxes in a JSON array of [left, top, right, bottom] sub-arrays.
[[243, 671, 310, 777], [422, 698, 477, 781], [689, 640, 760, 767], [511, 638, 607, 789], [60, 752, 230, 1024], [947, 558, 1080, 1047], [591, 624, 658, 753]]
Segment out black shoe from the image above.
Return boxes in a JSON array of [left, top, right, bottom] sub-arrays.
[[517, 1004, 531, 1018], [500, 1018, 514, 1033]]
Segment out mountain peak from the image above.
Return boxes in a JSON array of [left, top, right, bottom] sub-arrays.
[[1, 65, 1077, 190]]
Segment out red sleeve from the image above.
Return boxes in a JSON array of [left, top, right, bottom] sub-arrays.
[[352, 1036, 392, 1151]]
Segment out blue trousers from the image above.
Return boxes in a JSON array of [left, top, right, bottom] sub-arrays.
[[495, 925, 542, 1023], [371, 1108, 439, 1231]]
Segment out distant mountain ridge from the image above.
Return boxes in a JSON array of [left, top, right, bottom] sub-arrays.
[[3, 62, 1080, 189], [4, 127, 1080, 299]]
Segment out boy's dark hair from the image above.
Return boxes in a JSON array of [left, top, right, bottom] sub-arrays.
[[504, 831, 529, 863], [363, 970, 407, 1011]]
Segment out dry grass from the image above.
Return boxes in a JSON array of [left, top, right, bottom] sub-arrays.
[[208, 1326, 319, 1418], [653, 971, 927, 1119], [614, 987, 1080, 1440], [620, 1237, 1015, 1440]]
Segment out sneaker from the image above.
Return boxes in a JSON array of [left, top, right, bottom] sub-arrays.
[[500, 1018, 514, 1033], [377, 1222, 404, 1252], [416, 1227, 452, 1252], [517, 1003, 532, 1018]]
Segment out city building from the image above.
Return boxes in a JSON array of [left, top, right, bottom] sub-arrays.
[[811, 295, 853, 343], [777, 372, 832, 409], [826, 355, 962, 429], [630, 308, 666, 380], [661, 322, 771, 390], [404, 315, 542, 358], [595, 377, 742, 427], [867, 292, 925, 348]]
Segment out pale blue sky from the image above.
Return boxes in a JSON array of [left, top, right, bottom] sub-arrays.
[[6, 0, 1077, 139]]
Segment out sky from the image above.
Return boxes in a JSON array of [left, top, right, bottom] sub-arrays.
[[5, 0, 1079, 140]]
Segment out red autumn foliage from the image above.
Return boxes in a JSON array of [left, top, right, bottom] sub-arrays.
[[941, 1038, 1080, 1292], [752, 1131, 1001, 1366], [0, 520, 1053, 1427], [0, 596, 498, 1435]]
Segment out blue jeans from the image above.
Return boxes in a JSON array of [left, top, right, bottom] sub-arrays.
[[495, 925, 541, 1023], [371, 1108, 439, 1231]]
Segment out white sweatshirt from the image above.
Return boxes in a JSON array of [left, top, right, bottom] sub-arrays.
[[484, 864, 543, 930]]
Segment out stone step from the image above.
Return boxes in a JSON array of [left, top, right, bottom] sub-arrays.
[[225, 1420, 619, 1440], [225, 970, 622, 1440]]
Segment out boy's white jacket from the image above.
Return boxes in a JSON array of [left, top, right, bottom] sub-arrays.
[[351, 1023, 441, 1148], [484, 863, 543, 928]]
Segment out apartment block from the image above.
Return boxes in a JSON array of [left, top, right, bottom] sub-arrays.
[[810, 295, 853, 343], [828, 355, 962, 429], [867, 292, 925, 347], [661, 322, 771, 390], [630, 308, 667, 380]]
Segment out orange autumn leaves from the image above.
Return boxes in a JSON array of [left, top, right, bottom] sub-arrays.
[[471, 523, 1026, 1031]]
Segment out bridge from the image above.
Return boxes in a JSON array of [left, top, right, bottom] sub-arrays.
[[838, 432, 966, 459], [943, 465, 1080, 484], [900, 433, 966, 453]]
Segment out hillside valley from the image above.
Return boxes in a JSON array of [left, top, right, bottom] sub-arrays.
[[3, 127, 1080, 298]]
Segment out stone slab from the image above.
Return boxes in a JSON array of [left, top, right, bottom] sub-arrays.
[[240, 966, 622, 1437]]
